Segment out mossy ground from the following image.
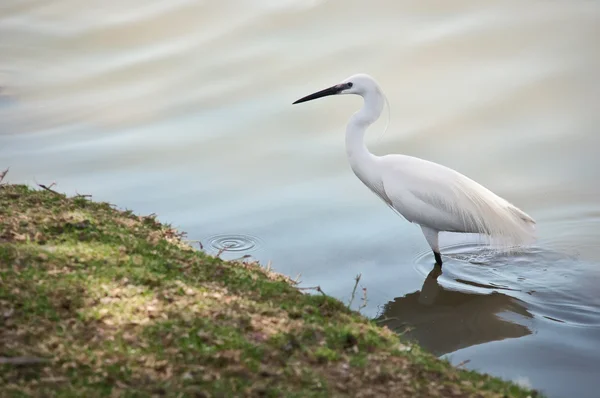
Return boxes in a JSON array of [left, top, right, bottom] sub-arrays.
[[0, 180, 540, 397]]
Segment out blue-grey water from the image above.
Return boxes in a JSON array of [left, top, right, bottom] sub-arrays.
[[1, 1, 600, 397]]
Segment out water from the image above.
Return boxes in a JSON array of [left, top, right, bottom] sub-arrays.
[[1, 1, 599, 396]]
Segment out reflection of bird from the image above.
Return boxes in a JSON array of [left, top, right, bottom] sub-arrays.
[[376, 267, 532, 356], [293, 74, 535, 266]]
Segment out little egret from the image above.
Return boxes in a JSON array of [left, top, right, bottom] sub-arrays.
[[293, 74, 535, 266]]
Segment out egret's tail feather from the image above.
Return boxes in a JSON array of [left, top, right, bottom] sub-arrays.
[[452, 179, 536, 251]]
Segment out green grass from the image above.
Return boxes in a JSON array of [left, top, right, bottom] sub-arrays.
[[0, 182, 541, 397]]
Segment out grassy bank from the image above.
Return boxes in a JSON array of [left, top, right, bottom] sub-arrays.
[[0, 179, 539, 397]]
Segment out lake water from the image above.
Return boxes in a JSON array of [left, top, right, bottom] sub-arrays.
[[1, 1, 599, 397]]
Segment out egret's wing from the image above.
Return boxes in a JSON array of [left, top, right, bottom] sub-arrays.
[[379, 155, 535, 246]]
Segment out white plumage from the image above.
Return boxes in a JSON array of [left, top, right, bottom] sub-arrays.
[[293, 73, 535, 266]]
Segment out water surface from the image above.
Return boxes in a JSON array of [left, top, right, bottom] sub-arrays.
[[1, 1, 600, 397]]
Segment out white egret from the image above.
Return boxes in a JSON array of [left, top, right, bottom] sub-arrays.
[[293, 74, 535, 266]]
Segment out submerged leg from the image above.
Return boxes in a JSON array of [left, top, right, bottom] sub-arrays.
[[420, 226, 443, 266]]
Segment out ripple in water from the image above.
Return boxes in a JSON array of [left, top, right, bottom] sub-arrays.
[[412, 242, 600, 327], [207, 234, 260, 253], [413, 242, 500, 276]]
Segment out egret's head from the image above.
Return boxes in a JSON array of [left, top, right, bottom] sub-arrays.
[[292, 73, 380, 104]]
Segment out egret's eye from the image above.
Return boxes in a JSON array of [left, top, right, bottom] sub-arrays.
[[347, 82, 353, 88]]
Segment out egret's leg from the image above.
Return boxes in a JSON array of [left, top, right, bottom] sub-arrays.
[[420, 226, 443, 266]]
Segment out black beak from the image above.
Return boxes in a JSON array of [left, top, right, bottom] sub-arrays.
[[293, 84, 345, 104]]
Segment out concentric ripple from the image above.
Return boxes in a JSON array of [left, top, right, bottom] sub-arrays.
[[207, 234, 260, 253]]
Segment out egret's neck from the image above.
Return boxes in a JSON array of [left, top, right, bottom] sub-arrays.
[[345, 90, 384, 165]]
